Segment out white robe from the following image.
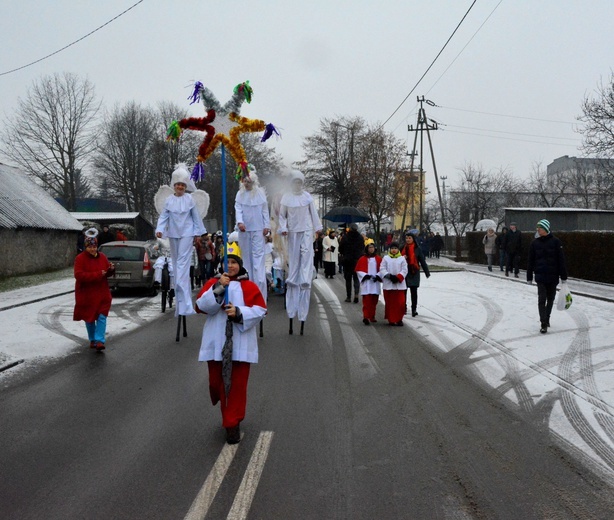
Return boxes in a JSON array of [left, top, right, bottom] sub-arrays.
[[196, 279, 266, 364], [278, 190, 322, 321], [356, 257, 382, 296], [235, 187, 270, 301], [156, 194, 207, 316], [378, 255, 408, 291]]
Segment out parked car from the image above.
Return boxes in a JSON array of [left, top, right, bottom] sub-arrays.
[[99, 241, 156, 294]]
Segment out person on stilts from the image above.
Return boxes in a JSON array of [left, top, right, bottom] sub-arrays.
[[278, 170, 322, 334], [155, 164, 208, 325]]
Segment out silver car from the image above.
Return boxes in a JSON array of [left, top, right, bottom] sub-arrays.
[[99, 241, 156, 294]]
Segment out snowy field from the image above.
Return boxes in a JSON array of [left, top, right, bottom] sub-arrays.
[[412, 269, 614, 483]]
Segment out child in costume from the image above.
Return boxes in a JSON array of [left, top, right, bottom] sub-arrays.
[[278, 170, 322, 331], [155, 164, 208, 318], [73, 229, 115, 350], [234, 167, 270, 301], [378, 241, 408, 326], [195, 243, 267, 444], [355, 239, 383, 325]]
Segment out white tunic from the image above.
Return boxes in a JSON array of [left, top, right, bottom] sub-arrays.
[[235, 188, 270, 231], [278, 192, 322, 234], [378, 255, 408, 291], [196, 279, 266, 363], [356, 257, 382, 296], [156, 193, 206, 238]]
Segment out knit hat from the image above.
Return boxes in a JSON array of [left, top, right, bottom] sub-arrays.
[[536, 219, 551, 233], [170, 163, 197, 192], [84, 236, 98, 248], [389, 241, 400, 249]]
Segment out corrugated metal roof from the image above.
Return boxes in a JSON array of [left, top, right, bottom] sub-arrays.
[[70, 212, 141, 221], [0, 163, 84, 231]]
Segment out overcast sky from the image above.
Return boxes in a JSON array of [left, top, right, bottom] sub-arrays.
[[1, 0, 613, 196]]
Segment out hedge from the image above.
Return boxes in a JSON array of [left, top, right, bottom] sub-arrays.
[[466, 231, 614, 284]]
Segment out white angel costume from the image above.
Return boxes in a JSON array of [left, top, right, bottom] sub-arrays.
[[155, 164, 209, 317], [278, 170, 322, 321], [235, 170, 270, 301]]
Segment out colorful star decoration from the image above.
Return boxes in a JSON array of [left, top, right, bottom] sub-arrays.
[[166, 81, 279, 181]]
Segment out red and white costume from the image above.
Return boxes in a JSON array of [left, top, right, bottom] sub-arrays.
[[378, 254, 408, 324], [196, 275, 266, 428], [355, 254, 383, 322]]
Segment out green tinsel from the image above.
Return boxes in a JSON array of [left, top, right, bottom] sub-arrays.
[[234, 81, 253, 104], [166, 120, 182, 141]]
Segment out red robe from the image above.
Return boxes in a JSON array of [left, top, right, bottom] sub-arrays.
[[73, 251, 113, 322]]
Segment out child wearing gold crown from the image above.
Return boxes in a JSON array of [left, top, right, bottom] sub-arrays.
[[195, 242, 267, 444]]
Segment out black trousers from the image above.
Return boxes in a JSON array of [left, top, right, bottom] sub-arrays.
[[407, 286, 418, 310], [344, 271, 359, 298], [537, 282, 557, 324], [506, 252, 520, 275]]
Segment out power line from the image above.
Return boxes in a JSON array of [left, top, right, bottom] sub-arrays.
[[441, 127, 580, 147], [425, 0, 504, 96], [381, 0, 478, 127], [0, 0, 145, 77], [436, 104, 575, 125], [443, 123, 580, 141]]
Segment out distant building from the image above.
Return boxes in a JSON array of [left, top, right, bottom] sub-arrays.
[[70, 212, 154, 241], [0, 163, 83, 277], [547, 155, 614, 182], [504, 207, 614, 232], [394, 169, 425, 231]]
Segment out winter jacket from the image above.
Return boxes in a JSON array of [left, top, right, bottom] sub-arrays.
[[482, 232, 497, 255], [73, 251, 114, 322], [401, 243, 430, 288], [503, 229, 522, 254], [339, 230, 365, 270], [526, 233, 568, 285]]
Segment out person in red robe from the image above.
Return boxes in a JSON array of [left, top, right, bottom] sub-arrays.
[[354, 240, 383, 325], [73, 233, 115, 350], [378, 242, 408, 326]]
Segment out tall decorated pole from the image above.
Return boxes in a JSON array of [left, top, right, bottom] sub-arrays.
[[166, 80, 279, 396]]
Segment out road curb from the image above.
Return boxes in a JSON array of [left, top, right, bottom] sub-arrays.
[[0, 290, 75, 313]]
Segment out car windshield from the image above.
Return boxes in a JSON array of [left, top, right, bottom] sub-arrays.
[[100, 246, 143, 261]]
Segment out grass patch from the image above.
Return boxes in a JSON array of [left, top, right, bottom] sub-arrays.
[[0, 267, 73, 293]]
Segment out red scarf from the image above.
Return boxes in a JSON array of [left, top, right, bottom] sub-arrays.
[[403, 243, 419, 273]]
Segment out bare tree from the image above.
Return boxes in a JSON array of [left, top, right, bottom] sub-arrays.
[[527, 161, 568, 208], [0, 72, 100, 210], [357, 127, 405, 245], [94, 102, 158, 218], [297, 117, 365, 207], [578, 72, 614, 159]]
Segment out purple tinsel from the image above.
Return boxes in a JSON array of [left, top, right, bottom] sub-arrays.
[[191, 162, 205, 182], [188, 81, 204, 105], [261, 123, 280, 142]]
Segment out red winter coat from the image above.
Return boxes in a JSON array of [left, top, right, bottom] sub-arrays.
[[73, 251, 114, 322]]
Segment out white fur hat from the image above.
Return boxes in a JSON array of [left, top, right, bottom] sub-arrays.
[[290, 170, 305, 183], [170, 163, 196, 192]]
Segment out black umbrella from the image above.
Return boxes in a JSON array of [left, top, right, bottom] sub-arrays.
[[322, 206, 370, 223]]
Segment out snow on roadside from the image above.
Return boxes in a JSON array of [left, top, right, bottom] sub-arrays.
[[411, 269, 614, 481]]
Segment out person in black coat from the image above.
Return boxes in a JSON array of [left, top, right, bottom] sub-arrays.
[[98, 225, 116, 246], [339, 223, 365, 303], [526, 219, 568, 334], [503, 222, 522, 278]]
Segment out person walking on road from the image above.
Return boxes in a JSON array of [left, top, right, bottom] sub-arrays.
[[503, 222, 522, 278], [401, 232, 430, 317], [495, 226, 508, 272], [73, 231, 115, 351], [355, 240, 382, 325], [98, 225, 115, 246], [526, 219, 568, 334], [482, 228, 497, 272], [339, 223, 364, 303], [322, 230, 339, 279], [379, 241, 408, 326], [196, 245, 267, 444]]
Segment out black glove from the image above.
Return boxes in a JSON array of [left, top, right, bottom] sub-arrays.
[[387, 274, 399, 283], [361, 274, 372, 283], [374, 275, 383, 283]]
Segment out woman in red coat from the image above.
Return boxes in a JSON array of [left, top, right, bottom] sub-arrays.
[[73, 234, 115, 350]]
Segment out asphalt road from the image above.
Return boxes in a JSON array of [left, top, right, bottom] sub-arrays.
[[1, 277, 613, 519]]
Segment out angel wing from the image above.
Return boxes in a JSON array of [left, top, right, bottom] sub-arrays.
[[154, 185, 174, 215], [191, 189, 210, 218]]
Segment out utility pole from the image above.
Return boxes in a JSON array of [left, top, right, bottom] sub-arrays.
[[403, 96, 449, 237], [440, 175, 447, 214]]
